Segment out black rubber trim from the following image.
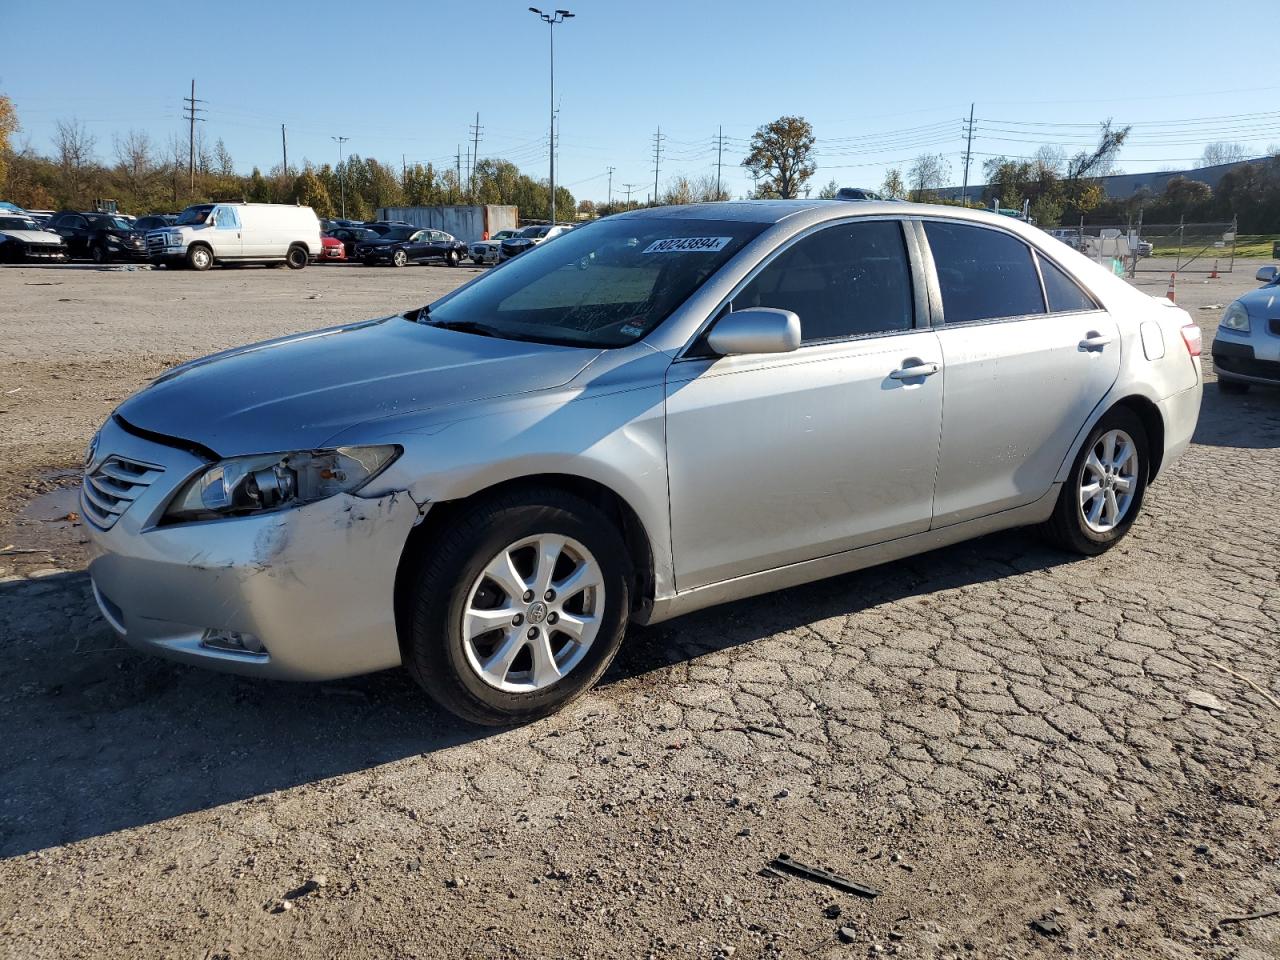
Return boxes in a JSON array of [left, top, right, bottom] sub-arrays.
[[1210, 339, 1254, 360], [112, 413, 219, 462]]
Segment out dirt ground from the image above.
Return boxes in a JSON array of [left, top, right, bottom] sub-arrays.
[[0, 258, 1277, 959]]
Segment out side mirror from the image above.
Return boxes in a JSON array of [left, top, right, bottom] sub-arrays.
[[1256, 265, 1278, 283], [706, 308, 801, 356]]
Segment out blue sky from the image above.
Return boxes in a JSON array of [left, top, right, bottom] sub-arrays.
[[4, 0, 1279, 202]]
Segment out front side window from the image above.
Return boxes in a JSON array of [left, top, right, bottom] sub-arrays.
[[426, 217, 765, 348], [732, 220, 914, 343], [214, 207, 240, 230], [1037, 253, 1098, 313], [176, 204, 214, 225], [924, 220, 1046, 323]]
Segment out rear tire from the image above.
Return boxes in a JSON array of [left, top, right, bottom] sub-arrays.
[[403, 487, 632, 726], [186, 244, 213, 271], [90, 243, 108, 265], [392, 249, 408, 268], [286, 245, 308, 269], [1041, 406, 1149, 556], [446, 250, 460, 267], [1217, 378, 1250, 395]]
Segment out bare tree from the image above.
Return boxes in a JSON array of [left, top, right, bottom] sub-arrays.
[[213, 138, 235, 177], [1034, 144, 1066, 176], [1065, 120, 1129, 182], [1200, 141, 1248, 168], [661, 175, 693, 205], [907, 153, 951, 201], [113, 129, 153, 179], [691, 173, 731, 202], [53, 118, 96, 204]]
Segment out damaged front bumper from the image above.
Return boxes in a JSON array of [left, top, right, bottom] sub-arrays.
[[83, 417, 422, 680]]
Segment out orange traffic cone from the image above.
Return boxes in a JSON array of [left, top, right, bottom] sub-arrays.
[[1166, 272, 1176, 302], [1210, 260, 1220, 279]]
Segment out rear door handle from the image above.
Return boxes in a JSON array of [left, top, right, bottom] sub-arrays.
[[1079, 332, 1113, 350], [889, 361, 940, 380]]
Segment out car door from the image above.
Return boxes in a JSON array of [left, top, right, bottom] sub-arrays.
[[54, 214, 88, 256], [919, 219, 1121, 527], [665, 218, 944, 591], [211, 206, 243, 259]]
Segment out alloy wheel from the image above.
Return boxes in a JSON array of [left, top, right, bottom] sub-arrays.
[[1078, 428, 1138, 533], [461, 534, 604, 693]]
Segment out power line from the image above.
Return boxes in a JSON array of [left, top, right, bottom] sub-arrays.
[[651, 126, 665, 204], [182, 78, 206, 195]]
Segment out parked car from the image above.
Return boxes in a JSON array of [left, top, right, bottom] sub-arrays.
[[0, 201, 31, 216], [498, 223, 574, 262], [1211, 264, 1280, 394], [469, 229, 519, 264], [146, 202, 321, 271], [362, 220, 416, 236], [318, 234, 347, 262], [328, 226, 379, 258], [133, 214, 177, 233], [0, 214, 68, 262], [81, 200, 1202, 725], [354, 227, 467, 267], [320, 217, 363, 233], [46, 210, 147, 263]]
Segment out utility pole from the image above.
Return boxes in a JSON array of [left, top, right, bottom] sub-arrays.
[[183, 79, 206, 196], [961, 103, 975, 205], [402, 153, 407, 183], [465, 144, 471, 197], [331, 135, 350, 218], [529, 8, 574, 224], [606, 166, 615, 208], [622, 182, 639, 205], [281, 124, 288, 177], [715, 125, 725, 200], [470, 112, 483, 194], [456, 145, 462, 199], [651, 126, 665, 206]]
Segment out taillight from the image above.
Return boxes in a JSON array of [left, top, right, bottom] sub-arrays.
[[1180, 323, 1202, 357]]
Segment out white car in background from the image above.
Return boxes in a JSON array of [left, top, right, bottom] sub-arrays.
[[469, 229, 519, 265]]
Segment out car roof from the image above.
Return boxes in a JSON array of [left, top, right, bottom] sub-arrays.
[[614, 199, 1032, 229]]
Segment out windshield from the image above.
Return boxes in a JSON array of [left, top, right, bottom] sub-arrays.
[[426, 217, 765, 348], [175, 205, 214, 225], [0, 217, 38, 230], [517, 225, 550, 239]]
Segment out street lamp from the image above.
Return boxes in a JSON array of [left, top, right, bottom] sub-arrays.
[[331, 135, 350, 218], [529, 7, 573, 225]]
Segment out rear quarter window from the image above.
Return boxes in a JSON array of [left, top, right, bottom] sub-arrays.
[[1037, 253, 1099, 313], [924, 220, 1046, 323]]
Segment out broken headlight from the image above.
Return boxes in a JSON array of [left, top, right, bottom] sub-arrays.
[[163, 445, 401, 522]]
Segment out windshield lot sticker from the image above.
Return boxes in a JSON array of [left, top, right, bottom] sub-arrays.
[[642, 236, 732, 254]]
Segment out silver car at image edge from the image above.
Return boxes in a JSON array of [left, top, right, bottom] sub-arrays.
[[82, 200, 1203, 725], [1211, 263, 1280, 393]]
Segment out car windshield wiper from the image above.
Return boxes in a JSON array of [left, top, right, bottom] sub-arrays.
[[422, 319, 511, 340]]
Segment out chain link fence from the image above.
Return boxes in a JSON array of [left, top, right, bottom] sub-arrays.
[[1042, 220, 1238, 275]]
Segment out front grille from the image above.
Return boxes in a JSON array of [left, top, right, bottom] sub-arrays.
[[81, 455, 165, 530], [146, 233, 167, 254], [1214, 349, 1280, 382]]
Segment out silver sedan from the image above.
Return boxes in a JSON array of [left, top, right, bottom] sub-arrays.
[[1211, 264, 1280, 393], [82, 201, 1203, 724]]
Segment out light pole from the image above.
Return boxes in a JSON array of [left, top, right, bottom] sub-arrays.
[[529, 7, 573, 225], [331, 135, 350, 218]]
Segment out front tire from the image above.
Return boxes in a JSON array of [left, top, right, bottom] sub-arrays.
[[1041, 406, 1149, 556], [1217, 378, 1250, 395], [446, 249, 460, 267], [187, 244, 213, 271], [90, 243, 108, 265], [403, 488, 632, 726]]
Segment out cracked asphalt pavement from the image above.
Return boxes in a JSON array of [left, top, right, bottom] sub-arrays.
[[0, 262, 1277, 958]]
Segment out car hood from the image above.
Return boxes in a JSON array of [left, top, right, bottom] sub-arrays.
[[1235, 283, 1280, 314], [0, 229, 62, 243], [115, 315, 603, 457]]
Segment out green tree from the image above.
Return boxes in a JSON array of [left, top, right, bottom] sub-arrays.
[[742, 115, 816, 199], [907, 153, 950, 201], [293, 167, 334, 218], [817, 178, 840, 199]]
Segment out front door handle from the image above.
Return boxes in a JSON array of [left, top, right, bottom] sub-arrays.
[[889, 361, 940, 380], [1079, 332, 1114, 350]]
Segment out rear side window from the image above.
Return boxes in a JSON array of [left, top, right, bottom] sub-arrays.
[[1037, 253, 1098, 313], [924, 221, 1045, 323], [733, 220, 914, 342]]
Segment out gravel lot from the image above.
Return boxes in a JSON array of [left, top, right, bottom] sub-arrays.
[[0, 259, 1277, 959]]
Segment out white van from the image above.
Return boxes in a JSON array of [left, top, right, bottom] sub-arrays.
[[146, 202, 322, 271]]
